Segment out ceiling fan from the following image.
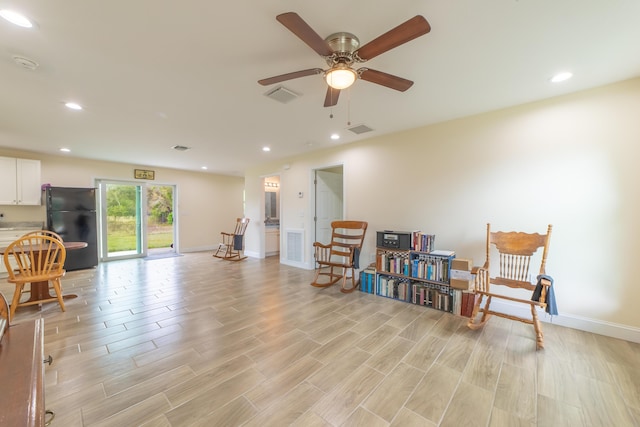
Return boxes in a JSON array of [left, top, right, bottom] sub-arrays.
[[258, 12, 431, 107]]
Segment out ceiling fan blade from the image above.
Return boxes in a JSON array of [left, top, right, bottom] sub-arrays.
[[324, 86, 341, 107], [258, 68, 323, 86], [359, 68, 414, 92], [355, 15, 431, 61], [276, 12, 333, 57]]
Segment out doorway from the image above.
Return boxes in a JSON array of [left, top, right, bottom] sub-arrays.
[[264, 176, 280, 257], [97, 180, 176, 260], [314, 165, 344, 247]]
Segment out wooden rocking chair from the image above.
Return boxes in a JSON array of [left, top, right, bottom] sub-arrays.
[[213, 218, 250, 261], [311, 220, 367, 293], [468, 223, 553, 349]]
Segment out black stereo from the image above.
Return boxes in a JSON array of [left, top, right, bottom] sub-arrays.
[[376, 231, 412, 250]]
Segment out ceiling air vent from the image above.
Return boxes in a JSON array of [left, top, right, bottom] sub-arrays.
[[347, 124, 373, 135], [13, 55, 39, 71], [264, 86, 299, 104], [171, 145, 191, 152]]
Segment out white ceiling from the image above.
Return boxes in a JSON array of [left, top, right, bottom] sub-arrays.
[[1, 1, 639, 176]]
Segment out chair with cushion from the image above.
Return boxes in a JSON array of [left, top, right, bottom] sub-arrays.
[[311, 220, 368, 293], [213, 218, 250, 261], [467, 223, 554, 349], [3, 234, 67, 321]]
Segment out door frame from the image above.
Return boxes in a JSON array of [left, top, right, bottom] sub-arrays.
[[310, 163, 345, 268], [96, 179, 178, 261]]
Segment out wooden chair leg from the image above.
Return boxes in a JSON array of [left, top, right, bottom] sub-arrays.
[[340, 267, 359, 293], [9, 283, 24, 321], [531, 305, 544, 349], [51, 278, 66, 313]]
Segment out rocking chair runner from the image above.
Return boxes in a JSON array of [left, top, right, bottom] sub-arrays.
[[311, 220, 368, 293], [213, 218, 250, 261], [468, 223, 553, 349]]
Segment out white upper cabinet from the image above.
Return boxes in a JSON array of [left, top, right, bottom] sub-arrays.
[[0, 156, 41, 205]]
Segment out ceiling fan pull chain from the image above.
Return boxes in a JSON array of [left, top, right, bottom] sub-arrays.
[[347, 88, 351, 126]]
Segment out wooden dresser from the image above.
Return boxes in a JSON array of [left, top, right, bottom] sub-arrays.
[[0, 319, 47, 427]]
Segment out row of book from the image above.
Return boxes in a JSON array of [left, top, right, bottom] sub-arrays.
[[377, 251, 454, 284], [412, 283, 452, 311], [410, 256, 451, 283], [452, 289, 479, 318], [377, 252, 409, 275], [361, 270, 479, 318], [360, 268, 376, 294], [377, 276, 411, 301], [412, 232, 435, 252]]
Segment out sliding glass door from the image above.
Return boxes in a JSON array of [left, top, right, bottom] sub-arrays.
[[97, 180, 175, 261]]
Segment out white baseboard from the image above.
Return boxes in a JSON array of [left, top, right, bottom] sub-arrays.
[[181, 245, 216, 253], [489, 299, 640, 344], [281, 259, 313, 270]]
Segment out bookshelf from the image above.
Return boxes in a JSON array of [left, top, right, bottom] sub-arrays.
[[369, 231, 456, 313]]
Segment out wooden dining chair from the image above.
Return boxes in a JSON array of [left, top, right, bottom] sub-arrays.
[[3, 234, 67, 321], [311, 220, 368, 293], [213, 218, 250, 261], [467, 224, 553, 349]]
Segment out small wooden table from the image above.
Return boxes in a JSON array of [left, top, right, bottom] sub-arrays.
[[0, 241, 88, 304]]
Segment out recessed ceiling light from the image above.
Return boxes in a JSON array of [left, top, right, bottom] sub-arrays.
[[65, 102, 83, 110], [60, 148, 71, 153], [0, 9, 34, 28], [330, 133, 340, 140], [550, 72, 573, 83], [262, 146, 271, 152], [201, 166, 207, 170]]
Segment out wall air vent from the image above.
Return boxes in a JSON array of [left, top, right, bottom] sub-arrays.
[[347, 124, 373, 135], [171, 145, 191, 151], [285, 229, 304, 263], [265, 86, 300, 104]]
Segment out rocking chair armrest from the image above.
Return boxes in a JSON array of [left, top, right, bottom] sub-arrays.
[[313, 242, 331, 263]]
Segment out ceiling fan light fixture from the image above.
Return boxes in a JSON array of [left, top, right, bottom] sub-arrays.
[[325, 65, 357, 90]]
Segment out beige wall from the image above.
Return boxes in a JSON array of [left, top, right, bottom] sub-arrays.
[[246, 77, 640, 335], [0, 149, 245, 252]]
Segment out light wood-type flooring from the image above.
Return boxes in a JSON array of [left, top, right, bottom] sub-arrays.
[[3, 253, 639, 426]]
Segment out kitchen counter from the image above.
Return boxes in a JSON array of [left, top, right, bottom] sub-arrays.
[[0, 221, 44, 231], [0, 222, 44, 277]]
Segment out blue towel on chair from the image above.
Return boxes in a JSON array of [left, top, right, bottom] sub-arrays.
[[233, 234, 244, 250], [352, 247, 360, 269], [532, 274, 558, 316]]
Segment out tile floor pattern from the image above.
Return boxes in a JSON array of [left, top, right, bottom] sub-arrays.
[[2, 252, 639, 426]]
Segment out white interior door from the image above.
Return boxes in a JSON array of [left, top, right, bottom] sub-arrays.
[[314, 167, 344, 246]]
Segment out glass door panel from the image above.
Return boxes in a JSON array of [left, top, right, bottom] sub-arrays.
[[146, 185, 175, 255], [98, 181, 145, 260]]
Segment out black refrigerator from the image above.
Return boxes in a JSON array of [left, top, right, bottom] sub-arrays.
[[45, 186, 98, 271]]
